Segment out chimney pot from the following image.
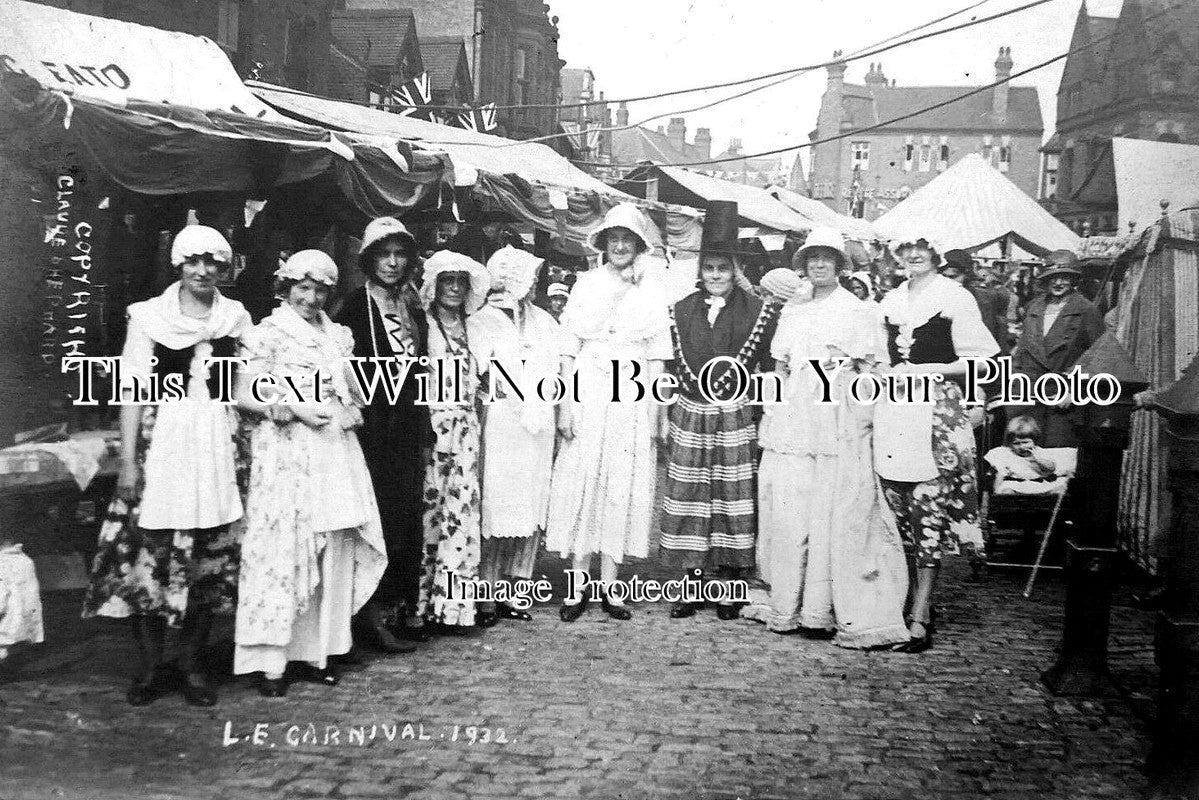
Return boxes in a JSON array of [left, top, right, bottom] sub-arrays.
[[616, 101, 629, 126], [993, 46, 1012, 118]]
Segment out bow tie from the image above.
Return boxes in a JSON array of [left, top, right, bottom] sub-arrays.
[[704, 295, 726, 326]]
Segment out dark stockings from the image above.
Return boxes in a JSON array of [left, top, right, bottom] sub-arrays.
[[131, 616, 167, 681]]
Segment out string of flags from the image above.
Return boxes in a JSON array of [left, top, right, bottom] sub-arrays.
[[382, 72, 498, 132]]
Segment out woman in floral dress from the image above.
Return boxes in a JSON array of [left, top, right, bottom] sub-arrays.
[[232, 251, 386, 696], [874, 236, 999, 652], [417, 251, 491, 631], [83, 225, 251, 707]]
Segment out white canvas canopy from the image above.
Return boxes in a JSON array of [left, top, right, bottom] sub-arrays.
[[0, 0, 278, 117], [1113, 137, 1199, 234], [875, 153, 1080, 257], [767, 185, 879, 241]]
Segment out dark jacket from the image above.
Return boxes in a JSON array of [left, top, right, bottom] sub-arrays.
[[673, 286, 771, 400], [1012, 291, 1104, 379], [335, 286, 433, 455]]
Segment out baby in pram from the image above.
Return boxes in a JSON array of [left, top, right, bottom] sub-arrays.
[[984, 415, 1073, 496]]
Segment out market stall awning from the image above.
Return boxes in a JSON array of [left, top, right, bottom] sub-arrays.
[[1113, 137, 1199, 234], [767, 185, 879, 241], [249, 82, 625, 197], [0, 1, 381, 198], [615, 165, 810, 233], [875, 153, 1080, 257], [1, 0, 278, 118]]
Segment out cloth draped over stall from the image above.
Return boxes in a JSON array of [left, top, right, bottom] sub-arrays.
[[1110, 209, 1199, 572], [250, 82, 704, 250]]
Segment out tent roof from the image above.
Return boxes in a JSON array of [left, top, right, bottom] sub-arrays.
[[251, 82, 625, 196], [631, 166, 811, 233], [874, 153, 1080, 257], [767, 185, 879, 241], [1112, 137, 1199, 233], [0, 0, 279, 118]]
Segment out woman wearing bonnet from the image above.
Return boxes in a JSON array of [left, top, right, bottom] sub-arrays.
[[469, 246, 562, 624], [83, 225, 251, 707], [546, 203, 673, 622], [233, 250, 386, 697], [334, 217, 430, 652], [874, 235, 999, 653], [741, 231, 910, 648], [416, 250, 491, 632]]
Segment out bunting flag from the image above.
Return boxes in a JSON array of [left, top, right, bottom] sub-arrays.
[[388, 72, 431, 118], [451, 103, 497, 133]]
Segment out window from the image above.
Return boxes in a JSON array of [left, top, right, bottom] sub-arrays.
[[903, 136, 914, 171], [999, 136, 1012, 173], [918, 143, 931, 172], [851, 142, 870, 171], [938, 137, 949, 171], [217, 0, 240, 52], [1042, 153, 1059, 199], [514, 47, 530, 107]]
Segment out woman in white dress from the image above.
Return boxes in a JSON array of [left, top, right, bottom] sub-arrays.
[[470, 246, 561, 623], [546, 203, 673, 621], [83, 225, 250, 707], [742, 229, 910, 648], [233, 250, 386, 696]]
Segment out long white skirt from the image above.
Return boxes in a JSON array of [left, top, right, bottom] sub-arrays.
[[233, 530, 355, 675], [544, 398, 657, 563], [744, 445, 910, 649]]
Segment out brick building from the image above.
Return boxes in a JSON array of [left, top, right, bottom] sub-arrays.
[[420, 36, 474, 108], [25, 0, 337, 94], [344, 0, 564, 139], [704, 139, 786, 187], [1039, 0, 1199, 235], [605, 107, 712, 181], [329, 6, 423, 106], [559, 67, 610, 166], [804, 49, 1043, 221]]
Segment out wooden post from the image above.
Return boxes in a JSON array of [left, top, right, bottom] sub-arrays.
[[1042, 333, 1147, 696]]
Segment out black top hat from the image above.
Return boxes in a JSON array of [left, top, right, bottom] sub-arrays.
[[699, 200, 742, 259]]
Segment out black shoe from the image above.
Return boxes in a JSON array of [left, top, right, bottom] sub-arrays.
[[893, 621, 934, 653], [601, 593, 632, 621], [288, 663, 340, 686], [182, 673, 218, 707], [496, 602, 533, 622], [126, 663, 182, 706], [353, 613, 418, 653], [670, 602, 697, 619], [716, 604, 740, 621], [799, 627, 836, 640], [258, 676, 288, 698], [397, 622, 433, 642], [331, 647, 366, 667], [559, 597, 588, 622]]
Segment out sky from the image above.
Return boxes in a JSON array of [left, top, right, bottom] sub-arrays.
[[548, 0, 1125, 174]]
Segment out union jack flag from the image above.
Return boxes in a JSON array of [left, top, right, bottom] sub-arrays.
[[451, 103, 497, 133], [388, 72, 431, 118]]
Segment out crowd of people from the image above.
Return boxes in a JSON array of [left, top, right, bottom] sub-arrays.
[[78, 199, 1106, 706]]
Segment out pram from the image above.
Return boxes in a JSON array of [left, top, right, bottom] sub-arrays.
[[977, 438, 1077, 598]]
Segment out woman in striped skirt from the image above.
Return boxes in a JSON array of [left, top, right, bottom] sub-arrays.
[[659, 201, 780, 620]]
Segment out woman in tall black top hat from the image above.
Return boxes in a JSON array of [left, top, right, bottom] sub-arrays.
[[659, 201, 782, 620]]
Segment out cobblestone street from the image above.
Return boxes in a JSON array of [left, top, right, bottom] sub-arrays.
[[0, 536, 1159, 800]]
